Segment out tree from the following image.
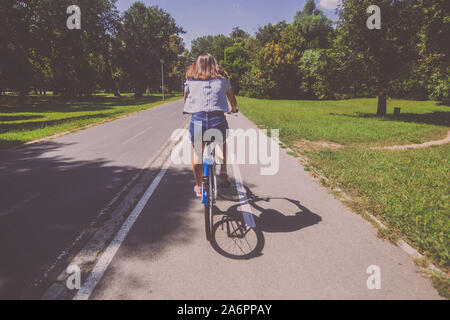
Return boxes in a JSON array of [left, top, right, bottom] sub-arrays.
[[223, 42, 251, 93], [28, 0, 121, 97], [299, 49, 336, 99], [241, 24, 306, 99], [294, 0, 334, 49], [416, 0, 450, 105], [190, 34, 233, 63], [0, 0, 34, 98], [117, 2, 184, 97], [338, 0, 422, 115], [230, 27, 250, 39], [255, 21, 288, 46]]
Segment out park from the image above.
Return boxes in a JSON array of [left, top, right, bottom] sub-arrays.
[[0, 0, 448, 302]]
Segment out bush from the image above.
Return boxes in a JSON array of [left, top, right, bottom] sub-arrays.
[[239, 67, 274, 99], [429, 72, 450, 105]]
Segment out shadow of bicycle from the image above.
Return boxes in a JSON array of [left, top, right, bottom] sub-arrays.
[[217, 184, 321, 232], [211, 184, 322, 259]]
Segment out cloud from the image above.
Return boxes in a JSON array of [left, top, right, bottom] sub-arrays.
[[232, 4, 241, 9], [319, 0, 340, 10]]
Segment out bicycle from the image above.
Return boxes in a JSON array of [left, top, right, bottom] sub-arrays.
[[200, 111, 265, 259], [201, 110, 238, 241]]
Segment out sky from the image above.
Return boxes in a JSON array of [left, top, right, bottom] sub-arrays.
[[115, 0, 340, 50]]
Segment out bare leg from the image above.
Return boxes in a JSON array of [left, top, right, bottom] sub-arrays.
[[192, 143, 205, 188]]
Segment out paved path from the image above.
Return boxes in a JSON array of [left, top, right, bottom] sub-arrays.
[[85, 111, 440, 300], [0, 100, 186, 299], [0, 99, 441, 299]]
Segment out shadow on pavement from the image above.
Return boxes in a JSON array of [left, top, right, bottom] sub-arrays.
[[0, 138, 321, 298], [0, 141, 162, 299], [215, 184, 322, 233]]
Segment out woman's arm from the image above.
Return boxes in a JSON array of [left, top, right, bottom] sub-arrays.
[[184, 90, 188, 104], [226, 88, 238, 112]]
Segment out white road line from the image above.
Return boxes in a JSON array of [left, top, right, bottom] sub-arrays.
[[36, 121, 188, 300], [231, 154, 256, 229], [121, 126, 153, 145], [73, 156, 172, 300], [29, 136, 173, 295]]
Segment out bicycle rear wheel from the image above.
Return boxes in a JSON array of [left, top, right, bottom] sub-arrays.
[[204, 163, 214, 241], [211, 216, 264, 260]]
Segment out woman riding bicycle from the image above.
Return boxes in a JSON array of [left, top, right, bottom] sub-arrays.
[[183, 53, 238, 197]]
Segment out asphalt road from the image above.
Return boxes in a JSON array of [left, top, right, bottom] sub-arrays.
[[87, 111, 440, 299], [0, 99, 441, 299], [0, 99, 186, 299]]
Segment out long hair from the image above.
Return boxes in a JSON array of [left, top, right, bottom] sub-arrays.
[[186, 53, 228, 80]]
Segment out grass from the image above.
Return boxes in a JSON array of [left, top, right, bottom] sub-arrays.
[[0, 93, 182, 150], [238, 97, 448, 146], [237, 96, 449, 273]]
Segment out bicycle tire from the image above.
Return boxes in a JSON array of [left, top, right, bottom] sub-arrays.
[[204, 164, 214, 241], [210, 217, 265, 260]]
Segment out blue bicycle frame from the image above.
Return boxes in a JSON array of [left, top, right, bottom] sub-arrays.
[[202, 157, 212, 205]]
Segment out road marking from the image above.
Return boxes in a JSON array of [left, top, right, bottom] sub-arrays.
[[33, 117, 189, 299], [29, 140, 167, 296], [231, 154, 256, 229], [71, 125, 188, 300], [121, 126, 153, 145], [73, 155, 172, 300]]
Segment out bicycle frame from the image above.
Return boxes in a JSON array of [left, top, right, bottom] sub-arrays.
[[202, 157, 212, 205]]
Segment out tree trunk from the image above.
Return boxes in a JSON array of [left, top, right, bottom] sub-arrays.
[[18, 90, 27, 103], [102, 46, 121, 98], [377, 91, 387, 116]]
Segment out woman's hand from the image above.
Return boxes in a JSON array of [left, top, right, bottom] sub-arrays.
[[226, 88, 238, 113]]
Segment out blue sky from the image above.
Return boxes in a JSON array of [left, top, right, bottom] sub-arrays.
[[115, 0, 340, 49]]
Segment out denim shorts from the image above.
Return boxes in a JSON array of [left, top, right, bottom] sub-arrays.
[[189, 111, 229, 145]]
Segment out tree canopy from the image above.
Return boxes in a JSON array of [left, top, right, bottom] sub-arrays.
[[0, 1, 447, 109], [0, 1, 185, 98], [189, 0, 449, 109]]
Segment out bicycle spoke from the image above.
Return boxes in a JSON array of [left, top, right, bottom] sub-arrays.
[[211, 216, 262, 259]]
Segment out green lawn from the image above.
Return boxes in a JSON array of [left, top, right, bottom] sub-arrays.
[[237, 96, 449, 271], [238, 97, 448, 146], [0, 93, 182, 150]]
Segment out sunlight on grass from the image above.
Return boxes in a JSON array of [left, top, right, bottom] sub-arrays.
[[238, 97, 448, 146], [0, 93, 182, 149], [238, 96, 449, 270]]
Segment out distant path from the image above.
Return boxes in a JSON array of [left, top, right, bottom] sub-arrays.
[[381, 130, 450, 150]]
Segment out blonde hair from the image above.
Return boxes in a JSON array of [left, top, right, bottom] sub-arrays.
[[186, 53, 228, 80]]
